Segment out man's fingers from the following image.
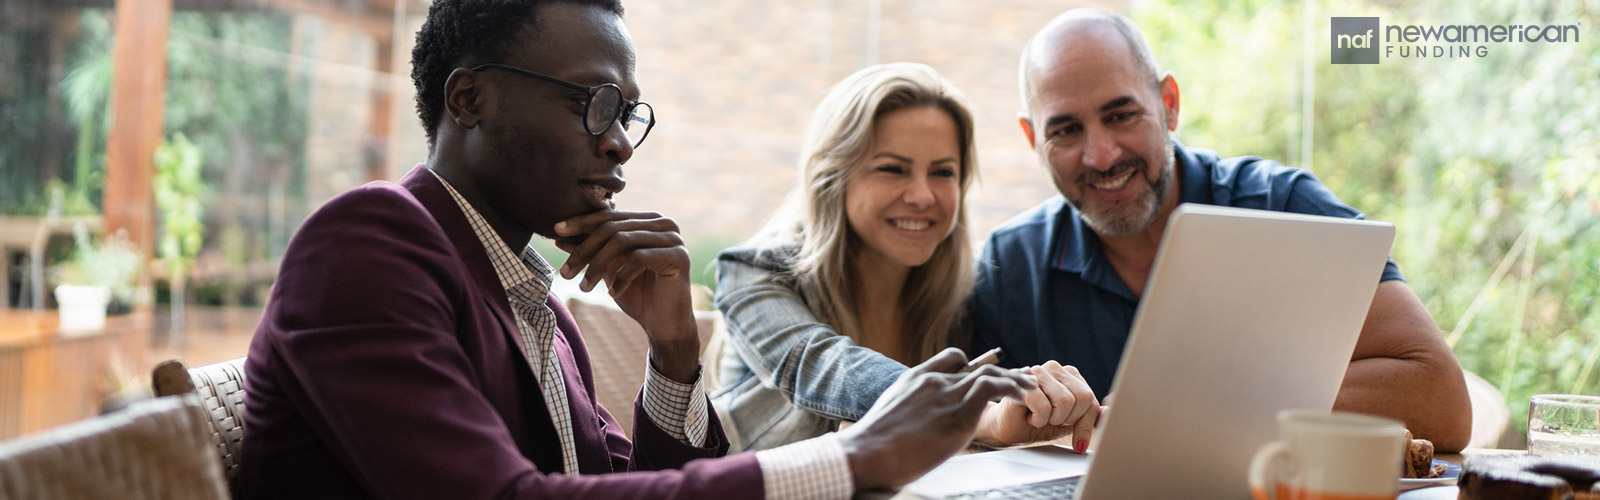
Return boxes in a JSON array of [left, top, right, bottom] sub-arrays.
[[555, 210, 666, 237], [962, 374, 1030, 411], [581, 249, 627, 292], [564, 220, 679, 280], [558, 214, 679, 279], [957, 364, 1035, 399], [607, 247, 685, 297], [607, 258, 643, 297], [568, 229, 685, 290], [911, 348, 969, 376]]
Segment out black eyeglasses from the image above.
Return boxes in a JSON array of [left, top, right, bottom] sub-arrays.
[[471, 63, 655, 148]]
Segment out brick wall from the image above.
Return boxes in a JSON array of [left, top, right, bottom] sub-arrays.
[[621, 0, 1123, 244], [368, 0, 1124, 249]]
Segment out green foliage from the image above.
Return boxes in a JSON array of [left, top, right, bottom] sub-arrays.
[[154, 133, 205, 266], [688, 236, 739, 294], [159, 11, 311, 272], [44, 179, 101, 218], [1, 10, 112, 215], [162, 12, 309, 181], [55, 223, 144, 304], [1136, 0, 1600, 437], [61, 11, 114, 210]]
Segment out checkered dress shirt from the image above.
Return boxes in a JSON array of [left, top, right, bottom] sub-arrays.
[[430, 169, 850, 496]]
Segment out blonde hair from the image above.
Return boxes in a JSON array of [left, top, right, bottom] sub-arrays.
[[752, 62, 979, 362]]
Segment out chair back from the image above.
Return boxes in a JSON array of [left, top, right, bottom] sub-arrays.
[[1463, 369, 1510, 449], [0, 396, 229, 500], [564, 297, 720, 434], [152, 358, 247, 482]]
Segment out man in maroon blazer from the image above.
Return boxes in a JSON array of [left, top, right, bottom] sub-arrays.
[[234, 1, 1036, 498]]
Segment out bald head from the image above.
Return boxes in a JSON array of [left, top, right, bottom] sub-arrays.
[[1018, 9, 1163, 119]]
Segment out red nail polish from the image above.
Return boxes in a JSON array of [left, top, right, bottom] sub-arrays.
[[1075, 439, 1087, 453]]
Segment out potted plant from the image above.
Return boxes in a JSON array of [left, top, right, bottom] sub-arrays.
[[53, 224, 142, 335]]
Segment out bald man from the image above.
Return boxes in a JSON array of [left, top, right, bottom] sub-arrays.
[[969, 9, 1472, 452]]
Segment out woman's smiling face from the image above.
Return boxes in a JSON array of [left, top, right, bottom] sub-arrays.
[[844, 106, 963, 271]]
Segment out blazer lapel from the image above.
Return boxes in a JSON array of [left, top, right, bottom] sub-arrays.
[[398, 166, 525, 351], [398, 166, 567, 468]]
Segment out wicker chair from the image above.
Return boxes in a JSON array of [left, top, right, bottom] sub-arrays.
[[0, 396, 229, 500], [564, 297, 721, 435], [152, 358, 247, 483]]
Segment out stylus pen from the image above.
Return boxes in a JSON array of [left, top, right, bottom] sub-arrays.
[[960, 347, 1003, 373]]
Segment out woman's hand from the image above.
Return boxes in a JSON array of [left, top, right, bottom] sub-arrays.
[[973, 360, 1100, 452]]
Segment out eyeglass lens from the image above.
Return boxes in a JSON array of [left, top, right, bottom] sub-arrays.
[[586, 85, 653, 147]]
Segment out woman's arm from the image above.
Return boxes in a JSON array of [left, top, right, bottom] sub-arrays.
[[714, 251, 908, 421]]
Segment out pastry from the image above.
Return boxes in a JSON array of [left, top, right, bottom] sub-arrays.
[[1403, 430, 1441, 479]]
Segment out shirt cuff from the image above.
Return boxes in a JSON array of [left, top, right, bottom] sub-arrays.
[[754, 433, 854, 500], [641, 353, 709, 447]]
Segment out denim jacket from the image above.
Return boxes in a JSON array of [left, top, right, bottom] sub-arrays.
[[710, 244, 909, 452]]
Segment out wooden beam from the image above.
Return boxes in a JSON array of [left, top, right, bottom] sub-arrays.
[[103, 0, 172, 258]]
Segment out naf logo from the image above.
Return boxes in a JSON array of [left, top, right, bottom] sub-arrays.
[[1331, 17, 1380, 64]]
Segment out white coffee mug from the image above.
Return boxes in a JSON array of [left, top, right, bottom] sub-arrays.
[[1248, 410, 1406, 500]]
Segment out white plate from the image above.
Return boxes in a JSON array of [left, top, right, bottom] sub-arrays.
[[1399, 459, 1461, 490]]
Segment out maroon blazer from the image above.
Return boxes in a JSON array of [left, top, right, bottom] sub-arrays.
[[235, 166, 764, 499]]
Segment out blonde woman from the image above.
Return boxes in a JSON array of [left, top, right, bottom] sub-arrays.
[[711, 63, 1101, 452]]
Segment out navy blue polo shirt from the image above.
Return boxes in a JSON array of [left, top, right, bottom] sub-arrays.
[[970, 140, 1404, 397]]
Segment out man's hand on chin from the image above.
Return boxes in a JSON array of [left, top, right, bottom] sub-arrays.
[[555, 209, 700, 383]]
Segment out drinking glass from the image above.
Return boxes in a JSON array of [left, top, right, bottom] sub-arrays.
[[1527, 394, 1600, 459]]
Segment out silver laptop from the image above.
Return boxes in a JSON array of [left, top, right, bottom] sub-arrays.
[[902, 203, 1397, 499]]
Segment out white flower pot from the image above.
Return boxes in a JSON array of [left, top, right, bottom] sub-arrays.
[[55, 285, 111, 336]]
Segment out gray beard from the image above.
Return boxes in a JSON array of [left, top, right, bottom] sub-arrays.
[[1068, 142, 1174, 236]]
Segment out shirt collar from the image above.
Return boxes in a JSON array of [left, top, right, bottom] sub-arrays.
[[1173, 138, 1212, 207], [426, 167, 555, 299], [1047, 138, 1205, 300]]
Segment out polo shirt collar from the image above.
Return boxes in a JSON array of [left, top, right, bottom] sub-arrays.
[[1173, 138, 1213, 207], [1047, 138, 1207, 300]]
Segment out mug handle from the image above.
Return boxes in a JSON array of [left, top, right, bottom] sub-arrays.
[[1248, 441, 1289, 500]]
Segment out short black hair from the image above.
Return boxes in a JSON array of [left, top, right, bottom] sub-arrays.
[[411, 0, 624, 147]]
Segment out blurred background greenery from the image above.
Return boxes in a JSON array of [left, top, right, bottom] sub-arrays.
[[1137, 0, 1599, 440]]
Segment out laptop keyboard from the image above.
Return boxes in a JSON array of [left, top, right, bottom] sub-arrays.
[[945, 476, 1081, 499]]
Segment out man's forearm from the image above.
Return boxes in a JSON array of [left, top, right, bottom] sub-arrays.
[[1334, 355, 1471, 452]]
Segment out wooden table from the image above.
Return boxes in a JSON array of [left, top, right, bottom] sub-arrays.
[[0, 309, 150, 439], [858, 447, 1520, 499]]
